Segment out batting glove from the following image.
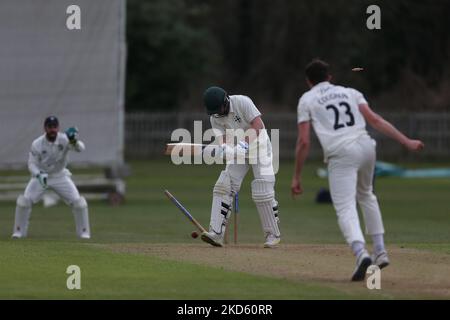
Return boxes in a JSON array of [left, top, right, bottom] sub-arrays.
[[65, 127, 79, 144], [36, 172, 48, 189], [235, 141, 249, 157], [219, 143, 235, 159]]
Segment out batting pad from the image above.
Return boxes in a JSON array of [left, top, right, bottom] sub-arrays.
[[210, 171, 233, 235], [13, 195, 32, 237], [251, 179, 280, 237], [213, 170, 232, 195], [72, 197, 91, 238]]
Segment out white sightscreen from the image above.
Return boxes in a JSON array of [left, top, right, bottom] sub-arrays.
[[0, 0, 126, 168]]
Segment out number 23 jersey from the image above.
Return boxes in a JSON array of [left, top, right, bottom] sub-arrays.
[[297, 81, 370, 161]]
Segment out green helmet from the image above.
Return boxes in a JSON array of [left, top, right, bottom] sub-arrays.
[[203, 86, 228, 115]]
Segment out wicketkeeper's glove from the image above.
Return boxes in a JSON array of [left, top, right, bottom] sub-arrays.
[[36, 172, 48, 189], [65, 127, 79, 144]]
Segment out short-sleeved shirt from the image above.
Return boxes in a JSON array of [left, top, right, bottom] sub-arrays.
[[28, 132, 84, 177], [210, 95, 261, 134], [210, 95, 271, 159], [297, 81, 369, 161]]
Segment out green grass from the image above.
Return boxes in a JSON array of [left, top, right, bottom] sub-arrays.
[[0, 240, 355, 299], [0, 159, 449, 299]]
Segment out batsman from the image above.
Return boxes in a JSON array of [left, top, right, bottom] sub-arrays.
[[201, 86, 281, 248], [12, 116, 91, 239]]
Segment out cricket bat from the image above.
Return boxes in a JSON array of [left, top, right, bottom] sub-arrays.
[[164, 190, 207, 233]]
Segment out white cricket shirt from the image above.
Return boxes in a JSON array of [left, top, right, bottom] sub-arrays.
[[210, 95, 271, 159], [297, 81, 369, 161], [28, 132, 85, 177], [210, 95, 261, 133]]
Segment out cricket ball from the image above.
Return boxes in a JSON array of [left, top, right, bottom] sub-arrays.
[[191, 231, 199, 239]]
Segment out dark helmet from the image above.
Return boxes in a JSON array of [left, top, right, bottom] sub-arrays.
[[44, 116, 59, 128], [203, 86, 229, 115]]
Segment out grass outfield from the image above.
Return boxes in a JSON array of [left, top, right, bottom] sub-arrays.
[[0, 159, 449, 299]]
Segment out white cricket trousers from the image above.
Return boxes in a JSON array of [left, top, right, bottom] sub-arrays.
[[14, 173, 91, 238], [327, 135, 385, 245], [25, 175, 81, 204], [226, 161, 275, 191]]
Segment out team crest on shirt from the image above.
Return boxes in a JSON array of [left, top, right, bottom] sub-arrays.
[[58, 144, 64, 151], [233, 115, 242, 123], [320, 87, 331, 94], [42, 150, 47, 155]]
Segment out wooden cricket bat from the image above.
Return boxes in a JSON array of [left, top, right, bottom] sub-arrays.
[[164, 190, 207, 233]]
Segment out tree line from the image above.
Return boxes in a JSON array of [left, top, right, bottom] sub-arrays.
[[126, 0, 450, 112]]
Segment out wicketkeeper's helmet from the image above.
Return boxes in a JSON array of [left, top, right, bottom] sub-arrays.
[[203, 86, 228, 115]]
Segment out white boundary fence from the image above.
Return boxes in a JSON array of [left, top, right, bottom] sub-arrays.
[[125, 112, 450, 161]]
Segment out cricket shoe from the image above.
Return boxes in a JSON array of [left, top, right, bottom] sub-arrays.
[[11, 232, 24, 239], [351, 249, 372, 281], [201, 231, 224, 247], [371, 251, 390, 269], [79, 232, 91, 240], [264, 234, 281, 248]]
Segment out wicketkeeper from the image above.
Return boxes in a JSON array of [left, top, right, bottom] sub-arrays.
[[201, 86, 281, 248], [12, 116, 91, 239]]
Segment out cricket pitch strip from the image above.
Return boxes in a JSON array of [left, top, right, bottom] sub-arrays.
[[104, 243, 450, 299]]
